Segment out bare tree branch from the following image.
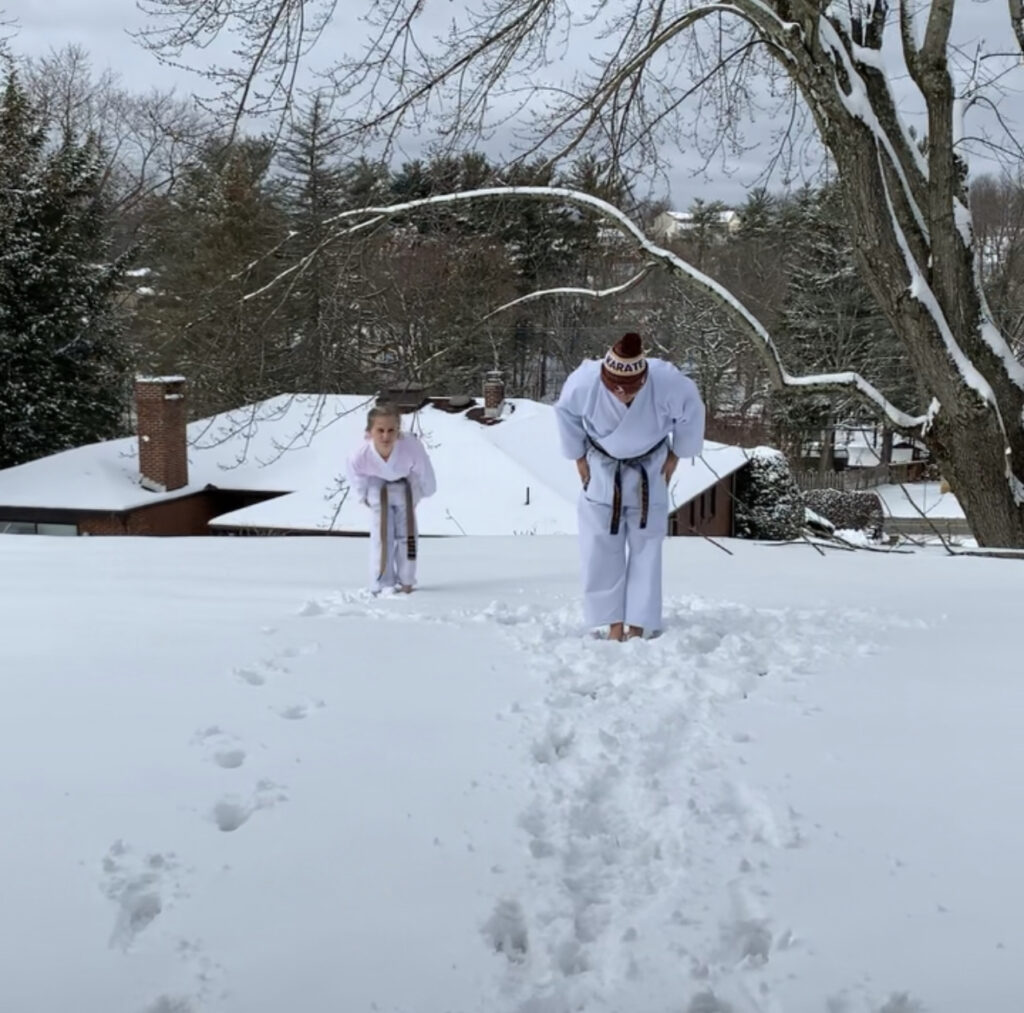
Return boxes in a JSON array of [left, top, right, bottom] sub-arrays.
[[133, 0, 337, 135], [321, 185, 928, 431]]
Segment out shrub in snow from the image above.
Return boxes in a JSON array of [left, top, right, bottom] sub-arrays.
[[804, 488, 884, 539], [733, 448, 804, 541]]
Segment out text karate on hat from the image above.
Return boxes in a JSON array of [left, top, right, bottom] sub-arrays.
[[603, 354, 646, 375]]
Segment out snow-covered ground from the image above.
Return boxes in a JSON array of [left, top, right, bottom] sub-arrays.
[[875, 482, 965, 519], [2, 535, 1021, 1013]]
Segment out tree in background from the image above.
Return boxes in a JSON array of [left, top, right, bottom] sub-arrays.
[[971, 173, 1024, 362], [0, 73, 131, 468], [276, 91, 368, 392], [131, 135, 290, 416], [770, 185, 921, 466], [22, 45, 209, 242]]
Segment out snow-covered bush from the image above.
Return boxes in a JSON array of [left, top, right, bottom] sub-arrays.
[[803, 488, 884, 540], [733, 448, 804, 541]]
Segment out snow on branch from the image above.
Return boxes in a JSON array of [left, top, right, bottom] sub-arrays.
[[816, 18, 930, 237], [480, 266, 656, 320], [324, 185, 928, 432], [876, 156, 1024, 503]]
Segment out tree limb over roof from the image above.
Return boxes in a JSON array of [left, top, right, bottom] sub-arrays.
[[324, 185, 928, 431]]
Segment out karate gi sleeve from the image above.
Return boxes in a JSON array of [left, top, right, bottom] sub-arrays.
[[669, 373, 706, 459], [346, 447, 371, 505], [554, 367, 589, 460], [408, 437, 437, 501]]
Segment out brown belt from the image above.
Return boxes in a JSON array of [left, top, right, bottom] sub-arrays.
[[378, 478, 417, 580]]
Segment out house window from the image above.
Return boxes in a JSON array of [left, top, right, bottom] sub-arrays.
[[38, 522, 78, 536], [0, 520, 78, 536]]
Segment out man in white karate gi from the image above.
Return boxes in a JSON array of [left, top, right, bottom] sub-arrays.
[[554, 332, 705, 641]]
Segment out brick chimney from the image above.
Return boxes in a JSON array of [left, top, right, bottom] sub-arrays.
[[483, 369, 505, 419], [135, 376, 188, 492]]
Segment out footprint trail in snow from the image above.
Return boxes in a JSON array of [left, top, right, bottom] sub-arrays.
[[471, 594, 895, 1013], [101, 632, 321, 1011]]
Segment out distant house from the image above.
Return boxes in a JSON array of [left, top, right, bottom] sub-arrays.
[[651, 208, 741, 242], [793, 425, 931, 488], [668, 451, 745, 537], [0, 374, 750, 538]]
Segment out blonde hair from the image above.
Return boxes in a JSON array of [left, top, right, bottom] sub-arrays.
[[366, 402, 402, 431]]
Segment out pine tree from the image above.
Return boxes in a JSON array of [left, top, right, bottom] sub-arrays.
[[277, 93, 359, 390], [133, 135, 289, 415], [0, 73, 130, 468], [772, 184, 919, 462]]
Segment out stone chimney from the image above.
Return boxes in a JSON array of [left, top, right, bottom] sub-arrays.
[[483, 369, 505, 419], [135, 376, 188, 492]]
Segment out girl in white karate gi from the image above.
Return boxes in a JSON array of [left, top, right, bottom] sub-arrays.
[[346, 403, 437, 594], [554, 332, 705, 640]]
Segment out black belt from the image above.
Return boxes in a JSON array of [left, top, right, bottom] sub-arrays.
[[587, 436, 667, 535]]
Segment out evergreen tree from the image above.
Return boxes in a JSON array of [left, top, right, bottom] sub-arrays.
[[132, 135, 289, 415], [276, 93, 359, 390], [340, 157, 391, 207], [0, 73, 130, 468], [771, 184, 919, 462]]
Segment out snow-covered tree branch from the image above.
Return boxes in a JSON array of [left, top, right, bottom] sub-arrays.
[[323, 186, 927, 430]]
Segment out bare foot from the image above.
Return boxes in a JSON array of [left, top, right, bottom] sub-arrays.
[[608, 622, 625, 642], [626, 625, 644, 640], [398, 584, 414, 594]]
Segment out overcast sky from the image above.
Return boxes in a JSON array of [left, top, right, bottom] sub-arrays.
[[7, 0, 1024, 207]]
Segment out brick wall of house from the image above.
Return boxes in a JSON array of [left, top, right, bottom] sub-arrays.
[[668, 474, 735, 537], [77, 490, 284, 536], [78, 514, 129, 536], [124, 494, 214, 535], [136, 377, 188, 492], [79, 495, 219, 536]]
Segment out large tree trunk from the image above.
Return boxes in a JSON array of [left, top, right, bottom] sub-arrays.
[[880, 427, 893, 466], [927, 398, 1024, 546], [834, 156, 1024, 545], [782, 10, 1024, 547]]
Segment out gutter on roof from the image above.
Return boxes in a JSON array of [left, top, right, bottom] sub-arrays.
[[0, 505, 122, 523]]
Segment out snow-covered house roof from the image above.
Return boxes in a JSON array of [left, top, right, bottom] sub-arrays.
[[0, 394, 750, 536], [665, 209, 740, 227], [651, 208, 741, 241]]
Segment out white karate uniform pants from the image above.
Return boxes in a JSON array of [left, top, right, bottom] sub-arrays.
[[577, 450, 669, 632], [368, 483, 417, 592]]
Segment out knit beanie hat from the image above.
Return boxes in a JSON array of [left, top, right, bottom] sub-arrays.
[[601, 332, 647, 392]]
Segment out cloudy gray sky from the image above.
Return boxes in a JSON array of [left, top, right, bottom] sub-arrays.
[[7, 0, 1024, 207]]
